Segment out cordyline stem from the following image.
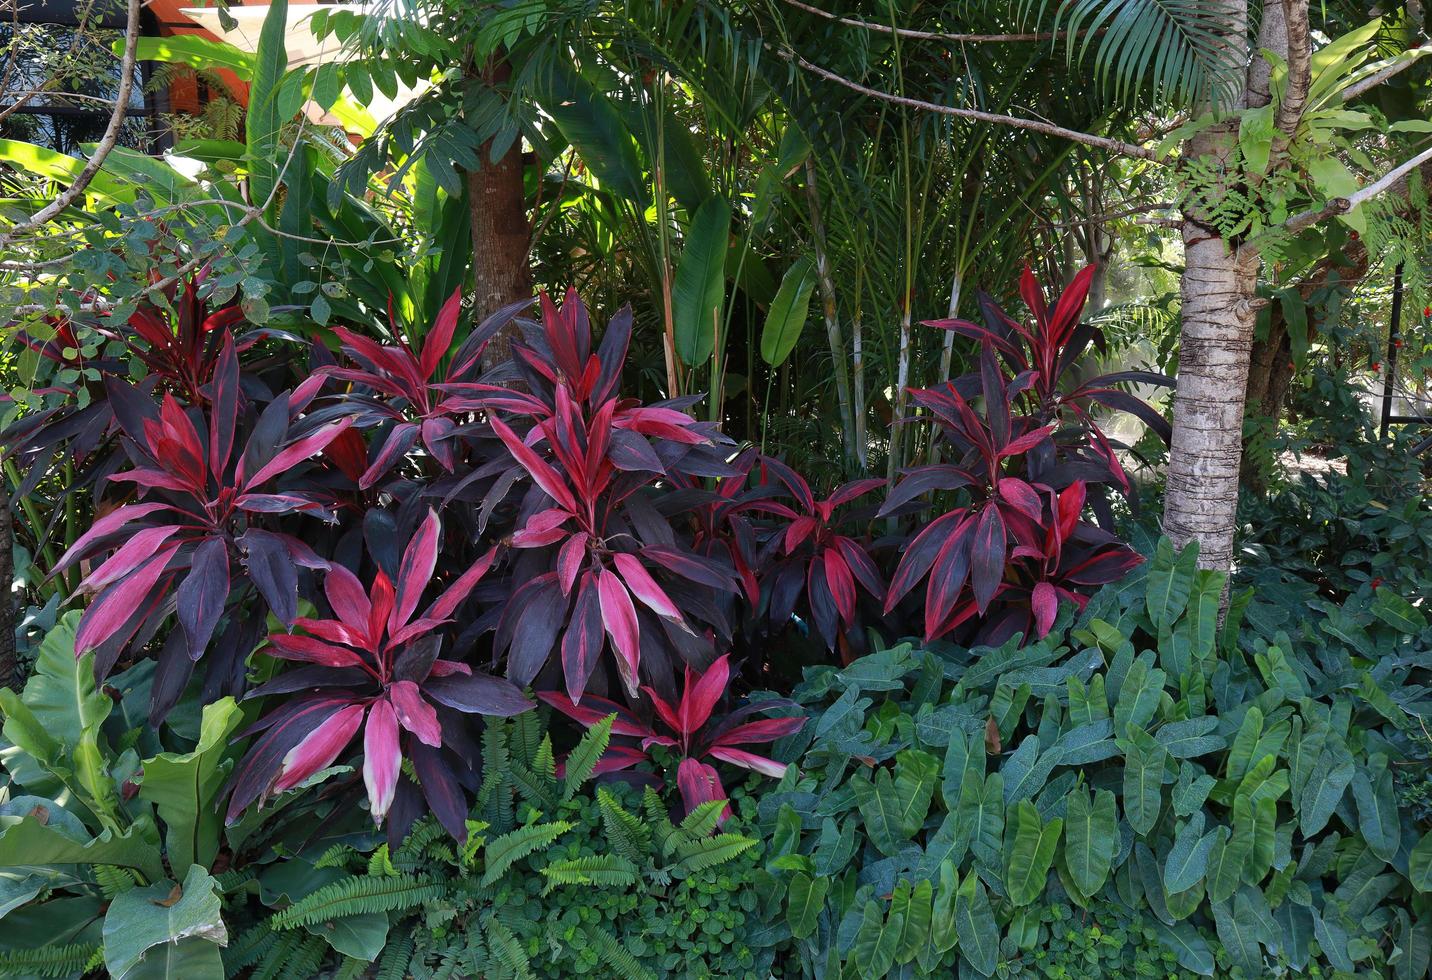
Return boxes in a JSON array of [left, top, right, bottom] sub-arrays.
[[803, 159, 857, 466]]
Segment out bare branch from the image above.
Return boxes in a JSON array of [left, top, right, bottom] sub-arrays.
[[0, 0, 140, 250], [1340, 54, 1425, 102], [1282, 143, 1432, 234], [777, 46, 1162, 161], [779, 0, 1061, 43]]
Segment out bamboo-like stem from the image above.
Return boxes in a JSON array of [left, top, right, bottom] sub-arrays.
[[803, 159, 857, 466]]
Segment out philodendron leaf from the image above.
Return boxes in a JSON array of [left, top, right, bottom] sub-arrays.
[[1118, 725, 1167, 836], [851, 900, 901, 979], [1004, 800, 1063, 906], [1155, 920, 1216, 976], [786, 872, 827, 940], [890, 878, 933, 965], [1409, 831, 1432, 892], [954, 870, 999, 977], [102, 865, 227, 980], [1145, 537, 1197, 630], [138, 698, 243, 871], [1163, 812, 1218, 894], [1063, 784, 1117, 898]]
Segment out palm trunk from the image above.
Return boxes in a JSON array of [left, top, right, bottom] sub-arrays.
[[469, 55, 533, 370], [886, 302, 913, 486]]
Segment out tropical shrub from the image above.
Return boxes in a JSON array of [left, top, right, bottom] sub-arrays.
[[221, 711, 783, 979], [754, 537, 1432, 978]]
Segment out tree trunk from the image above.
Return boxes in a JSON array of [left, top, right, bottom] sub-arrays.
[[468, 56, 533, 371], [0, 485, 15, 690]]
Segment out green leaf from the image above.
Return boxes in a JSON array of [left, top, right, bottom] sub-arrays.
[[954, 870, 998, 977], [1298, 751, 1354, 836], [305, 911, 388, 962], [1119, 726, 1167, 836], [672, 195, 730, 367], [1204, 826, 1247, 904], [957, 772, 1005, 867], [562, 714, 613, 800], [481, 822, 574, 885], [1156, 716, 1225, 759], [1155, 920, 1215, 976], [125, 35, 254, 81], [245, 0, 290, 209], [850, 768, 910, 857], [1371, 589, 1426, 632], [1062, 785, 1117, 898], [1238, 104, 1274, 174], [1003, 800, 1062, 906], [759, 256, 817, 368], [102, 865, 226, 979], [1113, 655, 1165, 734], [0, 813, 162, 882], [851, 900, 901, 978], [785, 872, 827, 940], [1145, 538, 1198, 631], [1351, 756, 1399, 862], [890, 878, 933, 965], [1409, 831, 1432, 892], [1163, 812, 1218, 894], [138, 699, 242, 871], [540, 64, 647, 206], [1211, 896, 1262, 976], [929, 860, 959, 955]]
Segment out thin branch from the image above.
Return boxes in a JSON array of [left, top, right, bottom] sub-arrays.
[[0, 0, 140, 249], [1032, 200, 1177, 230], [777, 46, 1161, 161], [778, 0, 1062, 43], [1273, 0, 1311, 139], [1340, 54, 1426, 102], [1281, 143, 1432, 235]]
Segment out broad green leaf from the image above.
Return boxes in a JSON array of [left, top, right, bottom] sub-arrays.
[[245, 0, 291, 209], [957, 772, 1005, 867], [1155, 920, 1215, 976], [1409, 831, 1432, 892], [1238, 103, 1275, 173], [306, 911, 388, 961], [1204, 826, 1247, 904], [1062, 784, 1117, 898], [1156, 716, 1225, 759], [1113, 654, 1165, 734], [1003, 800, 1062, 906], [541, 64, 647, 206], [891, 878, 933, 965], [1145, 538, 1197, 630], [930, 860, 959, 955], [851, 900, 901, 978], [138, 699, 242, 871], [125, 35, 254, 80], [1119, 726, 1167, 836], [0, 139, 132, 202], [1163, 812, 1218, 894], [954, 870, 998, 977], [851, 768, 912, 857], [786, 872, 827, 939], [1298, 751, 1354, 836], [1350, 756, 1399, 862], [1212, 896, 1261, 976], [1371, 589, 1426, 632], [672, 195, 730, 366], [759, 256, 817, 368], [0, 811, 162, 882], [1394, 909, 1432, 980], [102, 865, 226, 979]]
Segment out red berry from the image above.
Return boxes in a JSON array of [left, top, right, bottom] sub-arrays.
[[1394, 339, 1403, 348], [1372, 362, 1382, 371], [1371, 577, 1384, 589], [1350, 230, 1360, 240], [1424, 306, 1430, 318]]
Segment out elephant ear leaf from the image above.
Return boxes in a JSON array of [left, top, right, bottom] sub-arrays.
[[1064, 784, 1117, 898], [785, 872, 827, 940], [1003, 800, 1062, 906], [954, 870, 999, 977]]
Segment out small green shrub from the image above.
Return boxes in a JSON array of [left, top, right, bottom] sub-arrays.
[[227, 712, 784, 980], [755, 537, 1432, 978]]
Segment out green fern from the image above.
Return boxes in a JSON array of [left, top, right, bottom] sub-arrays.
[[540, 854, 639, 893], [367, 843, 399, 877], [222, 921, 276, 974], [271, 874, 443, 929], [395, 818, 448, 871], [376, 934, 415, 980], [677, 799, 727, 840], [641, 786, 678, 857], [0, 942, 100, 978], [534, 734, 556, 782], [597, 787, 652, 863], [512, 710, 543, 766], [479, 724, 515, 833], [563, 714, 614, 799], [484, 914, 534, 980], [508, 755, 559, 809], [671, 833, 756, 877], [587, 925, 659, 980], [480, 822, 574, 886], [458, 818, 490, 870], [334, 955, 371, 979], [314, 842, 361, 870], [94, 864, 139, 898]]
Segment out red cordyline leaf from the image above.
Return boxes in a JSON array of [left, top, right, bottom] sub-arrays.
[[75, 543, 179, 654], [242, 417, 356, 490], [612, 552, 682, 624], [392, 511, 440, 635], [389, 679, 442, 747], [680, 654, 729, 736], [363, 699, 400, 823], [420, 290, 463, 380], [276, 702, 366, 792], [676, 757, 730, 821], [707, 746, 789, 778], [487, 413, 579, 513], [596, 568, 641, 696]]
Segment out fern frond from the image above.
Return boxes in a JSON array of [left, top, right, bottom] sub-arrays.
[[508, 756, 559, 809], [671, 833, 756, 877], [0, 942, 100, 978], [534, 735, 556, 783], [480, 724, 515, 833], [247, 931, 303, 980], [94, 864, 140, 898], [458, 819, 490, 870], [642, 786, 677, 857], [485, 915, 534, 980], [677, 799, 726, 840], [563, 714, 613, 799], [367, 843, 400, 877], [395, 818, 447, 871], [513, 710, 542, 766], [540, 854, 639, 894], [271, 874, 443, 929], [252, 933, 326, 980], [223, 921, 276, 974], [597, 787, 651, 864], [314, 843, 361, 870], [334, 955, 371, 979], [376, 934, 415, 980], [587, 926, 658, 980], [480, 822, 573, 886], [214, 868, 256, 893]]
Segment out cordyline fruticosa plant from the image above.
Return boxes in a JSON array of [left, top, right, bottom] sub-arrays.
[[878, 266, 1162, 646]]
